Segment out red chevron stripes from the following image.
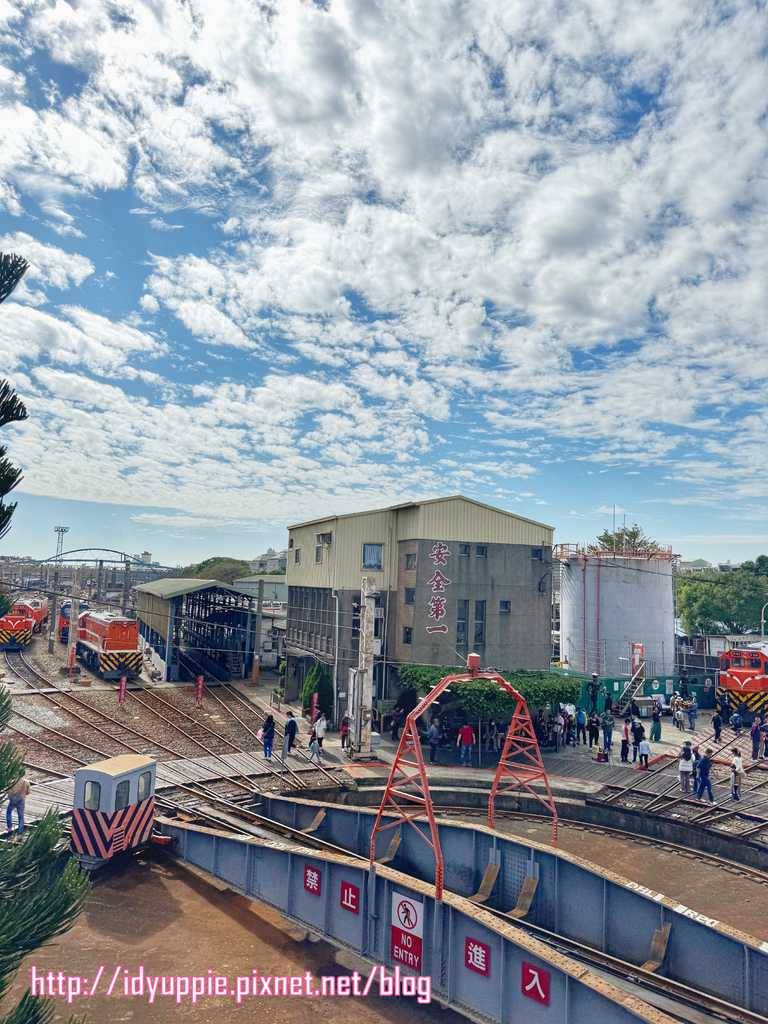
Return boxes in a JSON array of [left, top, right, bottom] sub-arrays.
[[72, 798, 155, 860]]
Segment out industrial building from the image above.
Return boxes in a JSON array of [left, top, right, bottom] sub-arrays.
[[557, 544, 678, 678], [285, 495, 554, 719], [135, 579, 256, 682]]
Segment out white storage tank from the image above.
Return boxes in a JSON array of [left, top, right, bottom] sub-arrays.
[[558, 545, 676, 678]]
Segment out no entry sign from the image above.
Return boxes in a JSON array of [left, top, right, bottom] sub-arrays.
[[391, 892, 423, 971]]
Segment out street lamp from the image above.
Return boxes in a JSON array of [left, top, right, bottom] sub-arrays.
[[762, 602, 768, 639]]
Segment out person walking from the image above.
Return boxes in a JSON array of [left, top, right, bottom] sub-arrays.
[[730, 748, 745, 800], [315, 712, 327, 749], [281, 710, 298, 762], [600, 709, 614, 751], [679, 743, 694, 793], [587, 711, 600, 748], [6, 772, 30, 834], [552, 709, 564, 751], [262, 714, 275, 760], [688, 697, 698, 732], [649, 704, 662, 743], [575, 707, 587, 745], [485, 719, 497, 752], [712, 710, 723, 743], [390, 707, 403, 742], [428, 718, 441, 765], [308, 735, 322, 766], [620, 719, 631, 763], [631, 718, 644, 763], [751, 716, 762, 760], [340, 713, 350, 750], [730, 710, 743, 737], [638, 734, 651, 769], [696, 748, 715, 803], [456, 722, 475, 766]]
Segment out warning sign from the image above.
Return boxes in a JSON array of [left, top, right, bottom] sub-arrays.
[[391, 892, 423, 972]]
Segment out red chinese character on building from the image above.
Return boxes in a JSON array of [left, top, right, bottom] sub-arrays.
[[465, 936, 491, 977], [429, 542, 451, 566], [304, 864, 321, 895], [427, 570, 451, 593], [426, 625, 448, 633], [521, 963, 549, 1005], [428, 596, 447, 621], [340, 881, 359, 914]]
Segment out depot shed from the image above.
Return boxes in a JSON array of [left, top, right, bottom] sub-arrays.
[[135, 579, 256, 682]]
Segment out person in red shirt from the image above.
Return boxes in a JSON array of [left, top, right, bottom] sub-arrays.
[[456, 723, 475, 766]]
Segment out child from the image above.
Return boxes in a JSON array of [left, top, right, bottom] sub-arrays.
[[731, 748, 744, 800], [309, 736, 322, 766], [638, 735, 651, 769], [675, 705, 685, 731]]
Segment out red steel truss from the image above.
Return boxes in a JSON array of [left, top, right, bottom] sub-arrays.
[[368, 654, 558, 900]]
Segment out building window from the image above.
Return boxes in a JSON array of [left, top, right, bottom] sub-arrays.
[[474, 600, 486, 644], [405, 553, 416, 570], [531, 547, 543, 560], [404, 588, 415, 605], [459, 543, 470, 556], [315, 546, 323, 564], [363, 543, 383, 570], [289, 539, 294, 548], [317, 532, 332, 545], [403, 626, 412, 645], [476, 545, 487, 558], [457, 599, 468, 646], [294, 548, 301, 564], [499, 601, 511, 613]]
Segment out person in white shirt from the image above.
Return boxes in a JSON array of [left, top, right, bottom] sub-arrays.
[[731, 748, 745, 800], [553, 712, 564, 752], [679, 742, 695, 792], [315, 713, 327, 748]]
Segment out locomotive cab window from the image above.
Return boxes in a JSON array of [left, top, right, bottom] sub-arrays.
[[84, 781, 101, 811], [749, 658, 761, 668], [732, 657, 744, 666], [138, 771, 152, 801], [114, 780, 130, 811], [721, 659, 730, 669]]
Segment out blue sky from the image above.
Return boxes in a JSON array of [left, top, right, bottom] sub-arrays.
[[2, 0, 768, 566]]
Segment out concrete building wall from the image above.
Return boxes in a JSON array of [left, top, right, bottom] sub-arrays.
[[560, 555, 675, 677]]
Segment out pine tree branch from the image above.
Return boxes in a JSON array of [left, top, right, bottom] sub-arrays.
[[0, 988, 55, 1024], [0, 384, 27, 431], [0, 256, 29, 307]]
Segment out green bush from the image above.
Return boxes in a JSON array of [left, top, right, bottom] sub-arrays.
[[398, 664, 581, 711]]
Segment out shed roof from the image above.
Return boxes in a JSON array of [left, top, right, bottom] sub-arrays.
[[288, 493, 553, 531], [134, 578, 255, 600]]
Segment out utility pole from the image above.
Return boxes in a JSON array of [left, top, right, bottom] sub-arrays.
[[121, 558, 131, 615], [48, 568, 59, 654], [251, 578, 264, 685], [355, 577, 377, 757], [96, 559, 104, 604], [68, 566, 81, 678]]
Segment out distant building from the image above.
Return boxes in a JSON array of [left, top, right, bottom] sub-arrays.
[[234, 575, 287, 669], [285, 495, 554, 719], [717, 560, 742, 572], [679, 558, 712, 573], [249, 548, 287, 573]]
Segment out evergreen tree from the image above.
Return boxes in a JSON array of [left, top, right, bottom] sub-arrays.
[[0, 252, 91, 1023], [591, 523, 662, 554], [300, 662, 333, 720]]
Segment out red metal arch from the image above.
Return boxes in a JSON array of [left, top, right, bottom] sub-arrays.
[[369, 655, 558, 900]]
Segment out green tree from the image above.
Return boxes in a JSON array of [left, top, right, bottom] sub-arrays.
[[397, 665, 582, 710], [0, 382, 28, 543], [300, 661, 333, 721], [0, 693, 91, 1024], [175, 556, 251, 585], [591, 523, 663, 554], [0, 594, 11, 619], [677, 570, 768, 635]]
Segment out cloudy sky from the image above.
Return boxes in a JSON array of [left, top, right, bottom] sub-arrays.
[[1, 0, 767, 566]]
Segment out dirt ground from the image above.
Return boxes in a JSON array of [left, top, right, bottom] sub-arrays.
[[10, 852, 458, 1024]]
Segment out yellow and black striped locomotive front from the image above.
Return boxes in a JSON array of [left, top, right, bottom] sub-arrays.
[[717, 646, 768, 721], [71, 796, 155, 861], [716, 685, 768, 719], [0, 625, 32, 650], [76, 639, 143, 679]]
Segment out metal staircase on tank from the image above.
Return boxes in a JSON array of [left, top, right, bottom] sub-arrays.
[[614, 663, 646, 717]]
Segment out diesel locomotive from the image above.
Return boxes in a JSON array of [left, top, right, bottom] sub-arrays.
[[0, 596, 49, 650], [58, 599, 89, 642], [75, 611, 143, 680], [717, 643, 768, 722]]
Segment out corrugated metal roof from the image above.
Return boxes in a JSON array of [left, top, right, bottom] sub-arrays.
[[134, 579, 255, 600], [289, 494, 553, 531]]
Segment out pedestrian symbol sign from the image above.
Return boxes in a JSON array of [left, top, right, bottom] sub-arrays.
[[391, 892, 423, 972]]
